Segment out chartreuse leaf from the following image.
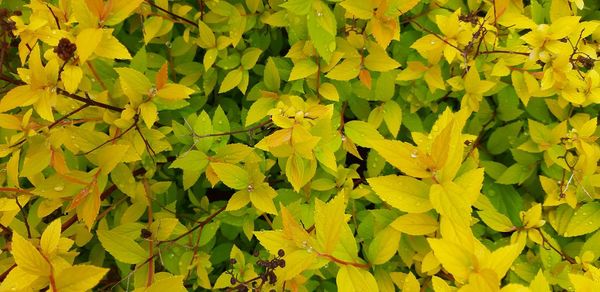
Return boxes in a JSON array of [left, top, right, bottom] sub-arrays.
[[403, 272, 420, 292], [55, 265, 109, 292], [307, 1, 336, 61], [530, 270, 551, 292], [336, 265, 378, 292], [427, 238, 474, 282], [263, 57, 280, 90], [144, 275, 187, 292], [97, 229, 147, 264], [219, 68, 243, 93], [156, 84, 195, 100], [11, 232, 51, 276], [344, 120, 384, 147], [289, 59, 318, 81], [249, 184, 277, 214]]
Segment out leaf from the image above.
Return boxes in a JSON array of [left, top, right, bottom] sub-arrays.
[[340, 0, 374, 19], [307, 2, 336, 61], [40, 219, 61, 256], [95, 144, 130, 175], [314, 195, 346, 253], [367, 227, 401, 265], [246, 97, 276, 126], [55, 265, 109, 292], [403, 272, 420, 292], [104, 0, 144, 26], [477, 209, 515, 232], [144, 16, 163, 44], [391, 213, 439, 235], [241, 48, 262, 69], [336, 265, 378, 292], [76, 28, 103, 63], [344, 120, 384, 147], [210, 162, 250, 190], [146, 275, 186, 292], [62, 65, 83, 94], [326, 58, 361, 80], [249, 184, 277, 214], [529, 270, 551, 292], [364, 45, 401, 72], [0, 85, 38, 113], [428, 238, 474, 282], [155, 62, 169, 90], [197, 20, 216, 48], [156, 83, 195, 100], [563, 202, 600, 237], [219, 69, 243, 93], [11, 232, 51, 276], [115, 67, 152, 101], [139, 102, 158, 128], [111, 163, 137, 198], [382, 100, 402, 137], [95, 30, 132, 59], [367, 175, 432, 213], [263, 57, 280, 91], [97, 229, 147, 264], [319, 82, 339, 101], [289, 59, 318, 81]]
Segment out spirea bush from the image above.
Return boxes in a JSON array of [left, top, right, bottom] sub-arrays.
[[0, 0, 599, 291]]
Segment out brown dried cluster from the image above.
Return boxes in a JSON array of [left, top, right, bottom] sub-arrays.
[[54, 38, 77, 61]]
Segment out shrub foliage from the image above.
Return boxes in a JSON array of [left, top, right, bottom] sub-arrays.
[[0, 0, 600, 291]]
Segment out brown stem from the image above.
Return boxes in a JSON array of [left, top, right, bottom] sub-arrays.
[[0, 264, 16, 282], [142, 179, 154, 287], [193, 119, 272, 139], [316, 252, 370, 269], [145, 0, 197, 27], [160, 206, 226, 245], [536, 228, 576, 264]]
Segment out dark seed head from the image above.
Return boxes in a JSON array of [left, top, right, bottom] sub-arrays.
[[230, 277, 236, 285], [140, 228, 152, 238], [54, 38, 77, 61], [278, 259, 286, 268], [278, 249, 285, 257], [229, 258, 237, 265]]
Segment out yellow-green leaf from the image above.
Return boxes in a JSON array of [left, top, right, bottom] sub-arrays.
[[319, 82, 339, 101], [146, 275, 186, 292], [263, 57, 280, 91], [249, 184, 277, 214], [336, 265, 378, 292], [62, 65, 83, 94], [156, 83, 195, 100], [315, 195, 346, 253], [367, 227, 401, 265], [76, 28, 103, 63], [289, 59, 318, 81]]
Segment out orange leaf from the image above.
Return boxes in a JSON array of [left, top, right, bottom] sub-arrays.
[[359, 69, 372, 89], [156, 62, 169, 90], [67, 186, 91, 211]]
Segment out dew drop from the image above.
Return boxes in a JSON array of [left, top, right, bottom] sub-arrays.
[[564, 232, 569, 236], [317, 11, 323, 17], [53, 185, 64, 192], [165, 41, 172, 48], [588, 221, 593, 225], [410, 150, 418, 158]]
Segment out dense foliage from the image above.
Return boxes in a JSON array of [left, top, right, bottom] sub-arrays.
[[0, 0, 599, 291]]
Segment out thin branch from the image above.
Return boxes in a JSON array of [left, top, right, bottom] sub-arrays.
[[192, 119, 272, 139], [0, 264, 16, 282], [160, 206, 226, 245], [144, 0, 197, 27], [15, 197, 31, 238]]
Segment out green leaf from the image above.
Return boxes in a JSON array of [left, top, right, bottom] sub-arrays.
[[344, 120, 384, 147], [241, 48, 262, 69], [367, 227, 400, 265], [97, 229, 147, 264], [263, 57, 281, 91], [111, 163, 137, 198], [382, 100, 402, 137]]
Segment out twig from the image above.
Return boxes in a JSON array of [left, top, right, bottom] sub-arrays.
[[15, 197, 31, 238], [144, 0, 197, 27]]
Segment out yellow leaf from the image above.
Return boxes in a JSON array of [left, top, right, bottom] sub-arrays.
[[483, 241, 525, 279], [115, 67, 152, 103], [314, 195, 346, 253], [219, 69, 243, 93], [529, 270, 550, 292], [336, 265, 378, 292], [97, 229, 147, 264], [145, 275, 186, 292], [289, 59, 318, 81], [319, 82, 339, 101], [367, 175, 432, 213], [94, 144, 130, 175], [326, 58, 361, 80], [367, 226, 400, 265], [55, 265, 109, 292], [197, 20, 216, 48], [285, 154, 316, 191], [143, 16, 163, 44], [76, 28, 103, 63], [105, 0, 145, 26], [340, 0, 374, 19], [249, 184, 277, 214], [477, 209, 515, 232], [40, 219, 61, 256], [94, 29, 132, 60], [382, 100, 402, 137], [403, 272, 420, 292], [226, 190, 250, 211], [343, 120, 384, 148], [428, 238, 475, 282], [11, 232, 51, 276], [139, 102, 158, 128], [279, 249, 318, 281], [0, 85, 39, 113], [364, 45, 401, 72], [0, 267, 39, 291], [211, 162, 250, 189], [391, 213, 438, 235], [431, 276, 453, 292], [62, 65, 83, 94], [156, 83, 195, 100], [372, 140, 431, 178]]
